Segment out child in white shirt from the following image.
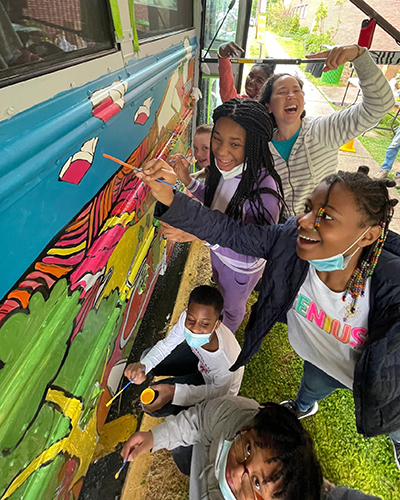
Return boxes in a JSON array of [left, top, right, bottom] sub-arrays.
[[124, 285, 243, 417]]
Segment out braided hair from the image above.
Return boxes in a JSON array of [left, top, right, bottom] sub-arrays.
[[253, 62, 276, 80], [258, 73, 306, 127], [205, 98, 285, 225], [253, 402, 322, 499], [316, 166, 398, 316]]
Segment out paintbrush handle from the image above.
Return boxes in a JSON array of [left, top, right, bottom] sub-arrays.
[[106, 378, 134, 407], [168, 154, 192, 164], [103, 153, 175, 189]]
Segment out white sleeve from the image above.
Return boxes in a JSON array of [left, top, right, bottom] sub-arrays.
[[172, 371, 236, 407], [140, 312, 186, 373], [309, 50, 394, 148]]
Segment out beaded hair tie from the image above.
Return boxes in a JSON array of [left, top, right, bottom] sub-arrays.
[[313, 207, 325, 232]]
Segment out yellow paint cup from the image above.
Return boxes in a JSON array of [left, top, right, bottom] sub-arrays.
[[140, 388, 157, 405]]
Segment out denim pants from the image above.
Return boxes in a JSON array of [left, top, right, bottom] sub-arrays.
[[381, 125, 400, 175], [141, 342, 205, 418], [296, 361, 400, 442]]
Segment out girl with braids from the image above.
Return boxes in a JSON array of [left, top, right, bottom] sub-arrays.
[[135, 162, 400, 472], [165, 98, 283, 333]]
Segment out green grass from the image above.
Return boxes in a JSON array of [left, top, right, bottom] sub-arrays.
[[273, 34, 345, 87], [237, 293, 400, 499], [358, 135, 392, 165]]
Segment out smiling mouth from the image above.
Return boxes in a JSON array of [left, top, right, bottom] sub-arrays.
[[217, 158, 233, 169], [298, 233, 320, 246], [284, 105, 298, 114]]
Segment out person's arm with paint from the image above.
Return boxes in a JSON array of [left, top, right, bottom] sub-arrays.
[[134, 159, 280, 260], [124, 311, 186, 384]]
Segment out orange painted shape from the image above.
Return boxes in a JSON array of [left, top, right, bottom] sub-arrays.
[[140, 388, 155, 405]]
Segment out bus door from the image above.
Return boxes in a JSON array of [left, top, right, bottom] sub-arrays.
[[198, 0, 252, 124]]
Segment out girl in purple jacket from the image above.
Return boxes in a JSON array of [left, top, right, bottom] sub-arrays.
[[164, 98, 284, 333]]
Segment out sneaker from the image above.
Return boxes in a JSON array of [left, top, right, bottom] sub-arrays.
[[391, 438, 400, 472], [394, 173, 400, 187], [280, 400, 319, 420], [374, 170, 389, 180]]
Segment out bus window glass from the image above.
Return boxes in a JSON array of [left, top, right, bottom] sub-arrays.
[[204, 0, 239, 51], [0, 0, 114, 83], [134, 0, 192, 40]]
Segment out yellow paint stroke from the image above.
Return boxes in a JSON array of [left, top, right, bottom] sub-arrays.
[[100, 211, 136, 234], [1, 389, 98, 500], [123, 227, 155, 300], [47, 241, 87, 256], [92, 414, 137, 462]]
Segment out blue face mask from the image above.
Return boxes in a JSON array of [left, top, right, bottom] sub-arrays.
[[218, 440, 237, 500], [183, 319, 218, 348], [308, 226, 371, 272]]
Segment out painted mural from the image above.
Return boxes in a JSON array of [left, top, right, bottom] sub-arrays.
[[0, 37, 196, 500]]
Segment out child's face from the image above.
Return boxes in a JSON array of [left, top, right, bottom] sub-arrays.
[[296, 182, 377, 263], [185, 302, 219, 334], [193, 132, 211, 168], [245, 66, 268, 99], [225, 429, 283, 499], [212, 117, 246, 172]]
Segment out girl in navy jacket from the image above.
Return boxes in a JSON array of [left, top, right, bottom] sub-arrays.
[[135, 161, 400, 471]]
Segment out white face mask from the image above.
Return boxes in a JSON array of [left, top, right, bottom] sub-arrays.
[[216, 162, 245, 180], [217, 440, 237, 500]]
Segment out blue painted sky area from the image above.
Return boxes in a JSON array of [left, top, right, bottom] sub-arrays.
[[0, 37, 196, 300]]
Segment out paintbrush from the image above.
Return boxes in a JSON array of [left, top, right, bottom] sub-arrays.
[[103, 153, 176, 188], [105, 368, 146, 407], [115, 458, 128, 479]]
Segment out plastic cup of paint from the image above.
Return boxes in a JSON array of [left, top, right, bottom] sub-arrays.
[[140, 388, 158, 405]]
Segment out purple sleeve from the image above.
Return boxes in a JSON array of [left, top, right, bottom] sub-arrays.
[[209, 174, 280, 264], [187, 178, 206, 204]]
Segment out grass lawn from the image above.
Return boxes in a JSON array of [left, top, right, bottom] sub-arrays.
[[237, 293, 400, 499]]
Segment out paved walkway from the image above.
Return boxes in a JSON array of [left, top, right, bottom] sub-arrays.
[[262, 31, 400, 233]]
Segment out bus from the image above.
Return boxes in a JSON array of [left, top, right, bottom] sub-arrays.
[[0, 0, 252, 499]]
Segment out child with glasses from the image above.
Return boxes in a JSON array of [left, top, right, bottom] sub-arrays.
[[121, 396, 380, 500]]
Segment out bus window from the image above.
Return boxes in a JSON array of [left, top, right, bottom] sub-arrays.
[[0, 0, 114, 85], [134, 0, 192, 40], [204, 0, 239, 51]]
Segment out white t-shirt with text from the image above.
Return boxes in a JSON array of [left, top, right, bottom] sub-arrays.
[[287, 266, 370, 388]]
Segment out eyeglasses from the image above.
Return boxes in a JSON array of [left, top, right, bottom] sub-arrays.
[[232, 432, 264, 500]]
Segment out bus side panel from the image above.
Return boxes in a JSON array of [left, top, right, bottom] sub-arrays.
[[0, 35, 197, 500]]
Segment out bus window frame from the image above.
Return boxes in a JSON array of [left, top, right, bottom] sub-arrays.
[[0, 0, 117, 89]]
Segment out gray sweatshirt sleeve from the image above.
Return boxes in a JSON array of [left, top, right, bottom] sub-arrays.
[[151, 396, 260, 452], [309, 49, 394, 148], [326, 486, 382, 500]]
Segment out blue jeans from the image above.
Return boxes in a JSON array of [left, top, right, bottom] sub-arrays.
[[381, 126, 400, 175], [296, 361, 400, 442]]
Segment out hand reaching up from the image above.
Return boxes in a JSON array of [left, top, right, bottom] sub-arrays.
[[306, 44, 366, 72]]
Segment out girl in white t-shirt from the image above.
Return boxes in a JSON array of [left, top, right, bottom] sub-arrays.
[[134, 161, 400, 470]]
